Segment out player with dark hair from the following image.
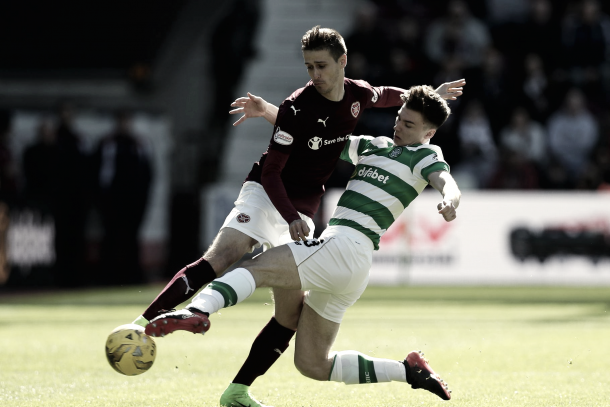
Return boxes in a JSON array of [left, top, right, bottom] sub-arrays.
[[148, 85, 460, 405], [132, 25, 464, 406]]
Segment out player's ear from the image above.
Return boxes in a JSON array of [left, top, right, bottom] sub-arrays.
[[424, 129, 436, 143], [339, 54, 347, 68]]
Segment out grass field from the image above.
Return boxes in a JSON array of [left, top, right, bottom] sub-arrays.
[[1, 285, 609, 406]]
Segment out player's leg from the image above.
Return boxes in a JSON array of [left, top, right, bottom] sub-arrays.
[[136, 227, 257, 324], [220, 193, 315, 405], [293, 301, 407, 383], [293, 303, 340, 380], [145, 244, 302, 336], [220, 288, 303, 407], [230, 289, 302, 383], [294, 299, 451, 400], [135, 182, 276, 326]]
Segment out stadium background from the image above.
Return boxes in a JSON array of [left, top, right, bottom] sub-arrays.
[[1, 1, 609, 406], [0, 0, 608, 288]]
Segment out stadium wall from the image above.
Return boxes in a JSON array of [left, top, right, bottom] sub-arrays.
[[204, 185, 610, 286]]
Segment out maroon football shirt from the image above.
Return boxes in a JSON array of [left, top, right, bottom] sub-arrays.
[[245, 78, 405, 224]]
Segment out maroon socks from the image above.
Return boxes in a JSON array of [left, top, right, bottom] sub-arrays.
[[142, 258, 216, 321], [232, 317, 296, 386]]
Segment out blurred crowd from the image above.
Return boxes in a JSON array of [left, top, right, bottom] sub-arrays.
[[0, 105, 152, 287], [344, 0, 610, 191]]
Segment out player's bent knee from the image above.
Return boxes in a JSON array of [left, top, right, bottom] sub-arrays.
[[204, 230, 257, 274], [294, 354, 328, 381]]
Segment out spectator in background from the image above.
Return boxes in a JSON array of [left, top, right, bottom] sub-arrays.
[[595, 106, 610, 189], [0, 110, 16, 287], [518, 0, 562, 70], [488, 107, 546, 189], [561, 0, 610, 109], [485, 0, 529, 25], [425, 0, 491, 69], [53, 103, 89, 287], [0, 110, 18, 203], [206, 0, 260, 182], [345, 2, 391, 83], [547, 88, 598, 187], [93, 111, 152, 285], [518, 53, 554, 123], [385, 16, 430, 87], [453, 100, 497, 188], [487, 147, 539, 189], [344, 52, 370, 83], [499, 107, 546, 164], [466, 47, 514, 136], [22, 118, 58, 205]]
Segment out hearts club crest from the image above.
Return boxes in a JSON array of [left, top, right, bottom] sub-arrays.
[[351, 101, 360, 118], [236, 213, 251, 223]]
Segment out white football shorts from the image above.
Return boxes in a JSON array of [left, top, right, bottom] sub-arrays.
[[288, 225, 374, 323], [221, 181, 315, 252]]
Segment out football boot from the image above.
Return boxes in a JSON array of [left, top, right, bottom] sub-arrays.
[[220, 383, 271, 407], [145, 308, 210, 337], [404, 350, 451, 400]]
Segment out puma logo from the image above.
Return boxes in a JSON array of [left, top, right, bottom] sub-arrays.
[[318, 117, 329, 127], [181, 275, 194, 295], [274, 348, 283, 355], [290, 105, 300, 115]]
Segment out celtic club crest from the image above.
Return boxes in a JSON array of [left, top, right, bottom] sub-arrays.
[[351, 101, 360, 118], [236, 213, 251, 223], [389, 147, 403, 158]]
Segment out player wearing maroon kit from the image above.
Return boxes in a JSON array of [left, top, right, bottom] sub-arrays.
[[134, 26, 464, 407]]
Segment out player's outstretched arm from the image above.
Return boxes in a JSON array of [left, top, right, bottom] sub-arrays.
[[434, 79, 466, 101], [230, 92, 279, 126], [429, 171, 461, 222]]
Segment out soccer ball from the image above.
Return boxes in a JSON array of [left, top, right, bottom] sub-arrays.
[[105, 323, 156, 376]]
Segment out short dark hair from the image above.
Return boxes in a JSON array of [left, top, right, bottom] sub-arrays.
[[301, 25, 347, 61], [400, 85, 451, 129]]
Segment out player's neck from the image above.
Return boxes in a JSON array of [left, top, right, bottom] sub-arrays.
[[320, 78, 345, 102]]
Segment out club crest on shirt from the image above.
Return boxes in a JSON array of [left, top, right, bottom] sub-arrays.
[[351, 101, 360, 118], [273, 127, 293, 145], [389, 147, 403, 158], [236, 213, 251, 223]]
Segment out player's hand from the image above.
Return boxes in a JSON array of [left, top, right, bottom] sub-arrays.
[[437, 200, 457, 222], [435, 79, 466, 101], [230, 92, 268, 126], [289, 219, 311, 242]]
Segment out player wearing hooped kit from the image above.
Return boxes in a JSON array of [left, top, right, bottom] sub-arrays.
[[147, 86, 460, 405], [132, 25, 464, 407]]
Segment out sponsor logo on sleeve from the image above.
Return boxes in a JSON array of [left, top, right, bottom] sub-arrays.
[[351, 101, 361, 118], [371, 90, 379, 103], [273, 128, 294, 145]]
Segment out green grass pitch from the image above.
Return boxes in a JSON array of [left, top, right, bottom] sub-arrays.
[[1, 285, 609, 406]]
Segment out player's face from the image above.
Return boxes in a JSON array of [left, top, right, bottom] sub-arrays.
[[393, 106, 435, 146], [303, 49, 345, 97]]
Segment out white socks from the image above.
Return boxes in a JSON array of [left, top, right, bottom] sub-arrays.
[[329, 350, 406, 384], [189, 268, 256, 315]]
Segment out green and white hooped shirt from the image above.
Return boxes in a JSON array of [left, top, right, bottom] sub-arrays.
[[328, 135, 450, 250]]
